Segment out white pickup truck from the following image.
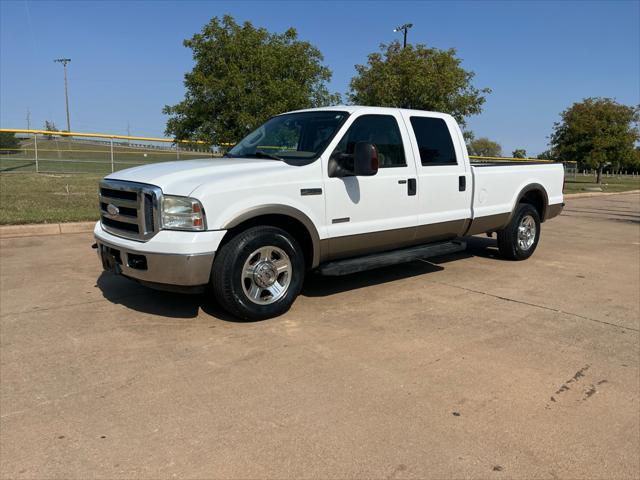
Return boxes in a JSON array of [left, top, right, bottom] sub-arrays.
[[94, 106, 564, 320]]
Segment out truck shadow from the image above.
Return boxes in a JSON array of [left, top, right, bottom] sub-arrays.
[[96, 273, 203, 319], [96, 272, 242, 321], [460, 235, 502, 259], [302, 260, 444, 297], [96, 236, 501, 320], [302, 236, 500, 297]]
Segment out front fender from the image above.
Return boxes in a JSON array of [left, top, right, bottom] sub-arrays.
[[215, 200, 325, 268]]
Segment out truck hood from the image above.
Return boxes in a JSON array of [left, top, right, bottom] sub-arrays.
[[106, 157, 289, 196]]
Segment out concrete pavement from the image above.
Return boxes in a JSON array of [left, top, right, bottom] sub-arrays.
[[1, 193, 638, 479]]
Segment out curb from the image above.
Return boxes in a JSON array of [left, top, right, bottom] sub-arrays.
[[564, 189, 640, 199], [0, 221, 96, 239], [0, 188, 638, 239]]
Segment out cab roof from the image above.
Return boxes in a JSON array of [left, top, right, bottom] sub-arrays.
[[285, 105, 454, 120]]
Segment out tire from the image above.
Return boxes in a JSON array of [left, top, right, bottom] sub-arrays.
[[210, 226, 305, 321], [497, 203, 541, 261]]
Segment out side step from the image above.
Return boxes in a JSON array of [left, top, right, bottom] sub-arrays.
[[318, 240, 467, 276]]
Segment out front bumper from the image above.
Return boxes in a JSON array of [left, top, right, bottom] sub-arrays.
[[94, 222, 225, 287]]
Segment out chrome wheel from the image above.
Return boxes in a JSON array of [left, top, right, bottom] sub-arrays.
[[517, 215, 536, 251], [241, 246, 292, 305]]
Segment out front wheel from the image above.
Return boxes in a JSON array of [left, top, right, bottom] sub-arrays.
[[497, 203, 541, 260], [210, 226, 305, 321]]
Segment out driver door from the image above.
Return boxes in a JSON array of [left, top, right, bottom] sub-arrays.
[[323, 112, 419, 260]]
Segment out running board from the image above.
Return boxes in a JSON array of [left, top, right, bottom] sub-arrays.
[[318, 240, 467, 276]]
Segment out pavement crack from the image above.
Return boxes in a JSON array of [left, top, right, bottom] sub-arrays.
[[555, 365, 590, 395], [421, 273, 638, 333]]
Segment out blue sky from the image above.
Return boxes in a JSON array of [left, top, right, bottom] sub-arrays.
[[1, 0, 638, 155]]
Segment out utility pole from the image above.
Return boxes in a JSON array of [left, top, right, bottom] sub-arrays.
[[26, 108, 31, 130], [393, 23, 414, 48], [53, 58, 72, 132], [127, 121, 131, 145]]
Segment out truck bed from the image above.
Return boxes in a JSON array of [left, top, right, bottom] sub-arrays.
[[469, 161, 565, 223]]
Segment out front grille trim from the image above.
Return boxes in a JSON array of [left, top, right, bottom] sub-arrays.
[[99, 179, 162, 242]]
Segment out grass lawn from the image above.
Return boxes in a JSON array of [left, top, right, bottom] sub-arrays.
[[564, 174, 640, 193], [0, 173, 102, 224]]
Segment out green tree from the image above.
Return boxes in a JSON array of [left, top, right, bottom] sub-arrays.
[[44, 121, 59, 141], [536, 150, 556, 160], [0, 132, 19, 151], [550, 98, 639, 183], [349, 41, 490, 127], [462, 130, 475, 144], [630, 147, 640, 173], [467, 137, 502, 157], [164, 15, 340, 145], [512, 149, 527, 158], [44, 121, 58, 132]]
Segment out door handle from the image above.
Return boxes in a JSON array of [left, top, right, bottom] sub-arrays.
[[459, 175, 466, 192], [408, 178, 417, 196]]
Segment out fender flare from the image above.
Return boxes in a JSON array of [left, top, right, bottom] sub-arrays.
[[508, 183, 549, 223], [221, 204, 324, 268]]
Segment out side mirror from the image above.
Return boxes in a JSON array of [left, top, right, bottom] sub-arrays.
[[354, 142, 378, 176]]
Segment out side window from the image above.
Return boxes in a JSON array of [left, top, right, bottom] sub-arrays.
[[331, 115, 406, 168], [409, 117, 458, 166]]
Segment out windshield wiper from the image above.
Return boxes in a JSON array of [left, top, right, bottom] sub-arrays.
[[248, 150, 282, 161]]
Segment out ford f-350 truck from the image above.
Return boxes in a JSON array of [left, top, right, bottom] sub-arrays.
[[94, 106, 564, 320]]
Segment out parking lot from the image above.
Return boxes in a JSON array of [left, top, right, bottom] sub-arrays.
[[1, 192, 638, 479]]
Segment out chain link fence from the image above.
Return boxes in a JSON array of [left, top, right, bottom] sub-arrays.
[[0, 129, 218, 175]]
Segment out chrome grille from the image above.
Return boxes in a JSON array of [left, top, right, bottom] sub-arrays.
[[99, 179, 162, 241]]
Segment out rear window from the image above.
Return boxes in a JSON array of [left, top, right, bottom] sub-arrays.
[[409, 117, 457, 166]]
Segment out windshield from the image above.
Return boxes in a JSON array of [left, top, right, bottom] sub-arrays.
[[227, 111, 349, 161]]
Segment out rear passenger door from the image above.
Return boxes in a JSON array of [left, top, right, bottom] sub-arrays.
[[400, 113, 472, 241]]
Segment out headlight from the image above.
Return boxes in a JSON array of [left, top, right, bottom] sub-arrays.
[[161, 196, 205, 231]]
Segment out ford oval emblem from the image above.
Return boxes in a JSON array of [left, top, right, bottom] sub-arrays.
[[106, 203, 120, 216]]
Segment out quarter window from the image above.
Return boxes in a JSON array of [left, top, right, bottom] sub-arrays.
[[409, 117, 458, 165], [331, 115, 406, 168]]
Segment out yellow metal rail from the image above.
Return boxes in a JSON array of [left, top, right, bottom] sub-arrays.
[[0, 147, 204, 155], [0, 128, 207, 144]]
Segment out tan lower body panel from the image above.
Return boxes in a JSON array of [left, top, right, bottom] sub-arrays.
[[464, 213, 511, 236], [324, 219, 468, 262], [545, 203, 564, 221], [321, 204, 559, 264]]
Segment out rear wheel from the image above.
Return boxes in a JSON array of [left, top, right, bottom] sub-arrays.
[[497, 203, 541, 260], [210, 226, 305, 320]]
